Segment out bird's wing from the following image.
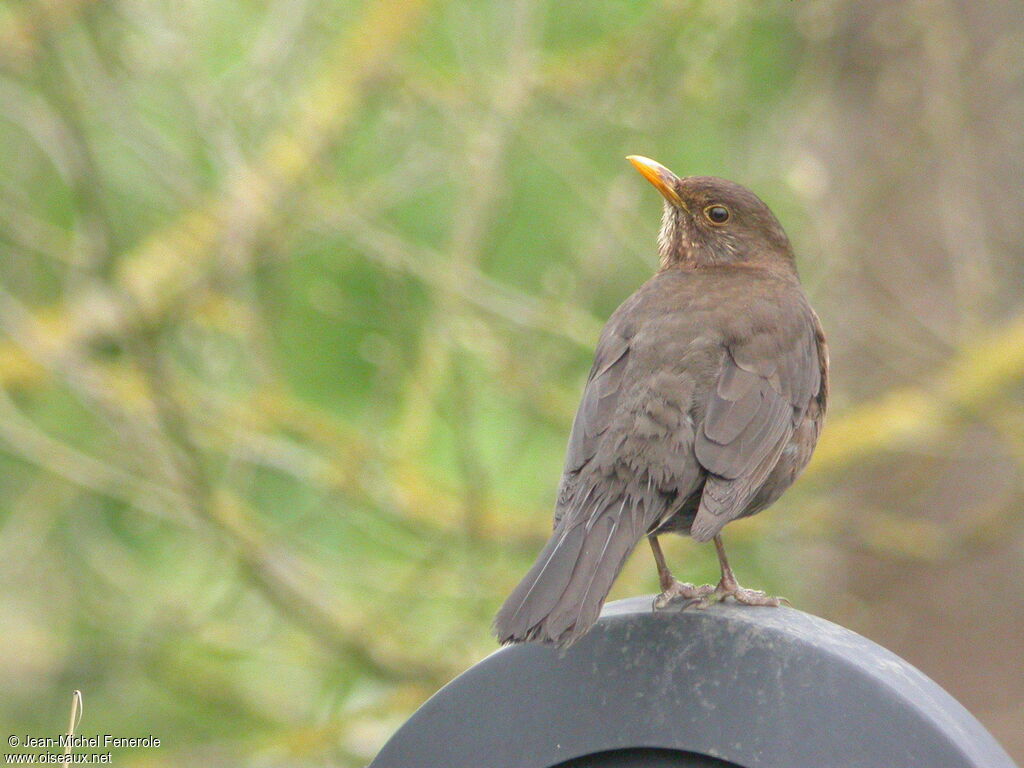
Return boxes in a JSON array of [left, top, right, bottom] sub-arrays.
[[690, 308, 823, 542], [562, 332, 631, 476], [553, 322, 631, 529]]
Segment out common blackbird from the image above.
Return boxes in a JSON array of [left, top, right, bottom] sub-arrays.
[[494, 156, 829, 647]]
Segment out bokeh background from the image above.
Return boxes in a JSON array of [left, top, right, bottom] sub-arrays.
[[1, 0, 1022, 764]]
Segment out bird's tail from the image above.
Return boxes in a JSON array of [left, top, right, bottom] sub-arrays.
[[493, 496, 645, 647]]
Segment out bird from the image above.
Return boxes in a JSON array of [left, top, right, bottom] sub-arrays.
[[493, 155, 829, 648]]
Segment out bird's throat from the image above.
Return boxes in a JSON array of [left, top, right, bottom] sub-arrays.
[[657, 204, 694, 269]]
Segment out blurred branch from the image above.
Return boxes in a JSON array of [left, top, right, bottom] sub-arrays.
[[807, 312, 1024, 478], [0, 386, 184, 522], [537, 0, 683, 93], [0, 0, 97, 68], [191, 381, 549, 547], [853, 494, 1022, 562], [538, 0, 747, 98], [318, 202, 604, 347], [207, 490, 449, 684], [392, 0, 542, 481], [0, 284, 176, 471], [125, 325, 448, 684], [0, 288, 447, 685], [389, 0, 545, 556], [115, 0, 438, 323]]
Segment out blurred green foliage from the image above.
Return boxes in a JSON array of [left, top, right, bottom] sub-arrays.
[[2, 0, 1022, 765]]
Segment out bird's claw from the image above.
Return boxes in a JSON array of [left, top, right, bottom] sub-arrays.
[[687, 582, 789, 610], [653, 580, 715, 610]]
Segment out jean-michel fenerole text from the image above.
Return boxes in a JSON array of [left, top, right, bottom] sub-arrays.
[[17, 735, 160, 749]]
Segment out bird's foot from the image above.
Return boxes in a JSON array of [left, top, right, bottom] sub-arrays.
[[688, 577, 790, 610], [653, 580, 715, 610]]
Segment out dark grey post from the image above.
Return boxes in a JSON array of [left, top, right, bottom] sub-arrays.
[[370, 596, 1018, 768]]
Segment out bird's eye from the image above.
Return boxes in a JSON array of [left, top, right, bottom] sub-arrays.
[[704, 205, 730, 224]]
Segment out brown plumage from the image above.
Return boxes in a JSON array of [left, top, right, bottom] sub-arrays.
[[494, 156, 828, 647]]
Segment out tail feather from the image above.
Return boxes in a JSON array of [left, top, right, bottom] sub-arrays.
[[494, 496, 645, 647], [497, 521, 588, 633]]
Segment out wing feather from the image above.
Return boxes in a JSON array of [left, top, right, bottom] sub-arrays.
[[691, 313, 823, 542], [562, 336, 629, 476]]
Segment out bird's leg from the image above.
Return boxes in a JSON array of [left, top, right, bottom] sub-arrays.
[[690, 535, 790, 609], [649, 535, 713, 609]]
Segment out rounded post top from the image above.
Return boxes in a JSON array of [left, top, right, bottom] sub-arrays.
[[372, 597, 1018, 768]]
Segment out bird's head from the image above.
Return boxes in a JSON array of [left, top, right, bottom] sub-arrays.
[[627, 155, 795, 274]]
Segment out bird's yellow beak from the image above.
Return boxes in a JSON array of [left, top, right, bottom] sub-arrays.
[[627, 155, 685, 209]]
